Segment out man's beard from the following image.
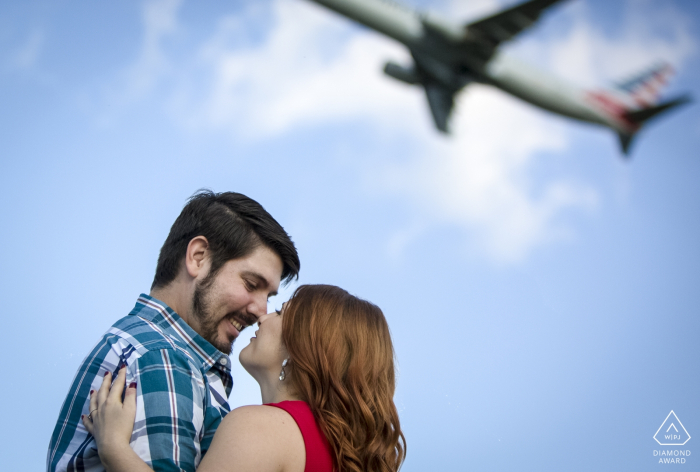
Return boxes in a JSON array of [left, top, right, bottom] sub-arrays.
[[192, 279, 235, 355]]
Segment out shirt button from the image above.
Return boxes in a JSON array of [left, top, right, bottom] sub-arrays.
[[219, 357, 228, 365]]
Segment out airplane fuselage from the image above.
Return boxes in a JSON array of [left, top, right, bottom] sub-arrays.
[[309, 0, 628, 132], [485, 54, 611, 126]]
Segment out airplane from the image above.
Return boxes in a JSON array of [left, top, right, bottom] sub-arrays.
[[306, 0, 691, 154]]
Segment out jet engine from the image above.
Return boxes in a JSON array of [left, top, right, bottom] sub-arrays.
[[383, 62, 419, 85]]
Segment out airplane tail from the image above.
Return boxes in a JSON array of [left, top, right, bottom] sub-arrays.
[[617, 95, 692, 154], [611, 63, 691, 155], [614, 62, 675, 108]]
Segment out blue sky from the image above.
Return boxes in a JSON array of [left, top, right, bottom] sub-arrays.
[[1, 0, 699, 470]]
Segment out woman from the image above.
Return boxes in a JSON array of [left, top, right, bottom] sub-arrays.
[[83, 284, 406, 472]]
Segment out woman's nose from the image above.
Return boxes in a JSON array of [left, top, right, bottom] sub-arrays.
[[257, 312, 274, 326]]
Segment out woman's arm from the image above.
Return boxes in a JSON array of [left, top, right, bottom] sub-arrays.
[[82, 369, 154, 472], [84, 370, 306, 472]]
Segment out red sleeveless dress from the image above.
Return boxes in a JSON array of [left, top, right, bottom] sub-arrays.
[[266, 400, 334, 472]]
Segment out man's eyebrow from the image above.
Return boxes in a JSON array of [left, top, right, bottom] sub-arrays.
[[241, 270, 277, 296]]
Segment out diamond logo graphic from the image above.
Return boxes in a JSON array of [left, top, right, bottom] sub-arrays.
[[654, 411, 691, 446]]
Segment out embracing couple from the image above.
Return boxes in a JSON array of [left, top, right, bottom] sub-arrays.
[[47, 191, 406, 472]]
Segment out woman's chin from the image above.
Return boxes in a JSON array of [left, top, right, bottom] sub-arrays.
[[239, 346, 257, 374], [239, 344, 251, 364]]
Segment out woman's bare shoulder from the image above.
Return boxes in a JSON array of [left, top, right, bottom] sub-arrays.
[[197, 405, 305, 472], [225, 404, 298, 423]]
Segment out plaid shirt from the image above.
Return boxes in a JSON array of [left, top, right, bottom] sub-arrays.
[[47, 294, 233, 472]]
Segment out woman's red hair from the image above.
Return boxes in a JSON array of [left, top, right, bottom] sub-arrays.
[[282, 285, 406, 472]]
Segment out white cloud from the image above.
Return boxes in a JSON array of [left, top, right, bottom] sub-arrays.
[[378, 86, 598, 262], [93, 0, 183, 125], [116, 0, 695, 263], [172, 0, 421, 137], [121, 0, 183, 100], [514, 0, 697, 87]]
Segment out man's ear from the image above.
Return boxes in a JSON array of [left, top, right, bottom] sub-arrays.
[[184, 236, 210, 279]]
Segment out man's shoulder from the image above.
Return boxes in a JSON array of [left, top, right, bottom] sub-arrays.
[[106, 314, 197, 364]]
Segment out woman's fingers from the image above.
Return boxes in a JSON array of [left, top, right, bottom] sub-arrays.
[[83, 366, 135, 443], [89, 385, 98, 413], [82, 411, 94, 435], [123, 381, 138, 418], [86, 368, 137, 457], [81, 384, 99, 433], [82, 381, 101, 435], [97, 370, 112, 408], [108, 367, 127, 403]]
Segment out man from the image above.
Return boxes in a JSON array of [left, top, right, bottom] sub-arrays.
[[47, 190, 300, 472]]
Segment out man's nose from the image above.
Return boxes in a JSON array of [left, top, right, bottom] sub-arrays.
[[249, 294, 268, 320]]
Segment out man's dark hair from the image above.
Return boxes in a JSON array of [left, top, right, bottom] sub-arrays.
[[151, 190, 300, 290]]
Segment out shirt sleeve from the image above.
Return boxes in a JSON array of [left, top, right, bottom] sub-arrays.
[[130, 349, 206, 472]]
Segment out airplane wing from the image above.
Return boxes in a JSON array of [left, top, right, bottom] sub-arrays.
[[465, 0, 566, 62], [385, 0, 568, 134]]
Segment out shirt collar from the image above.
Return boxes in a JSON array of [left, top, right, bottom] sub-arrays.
[[130, 293, 230, 371]]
